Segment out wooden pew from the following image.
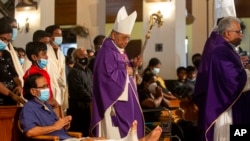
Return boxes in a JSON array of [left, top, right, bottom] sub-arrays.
[[0, 106, 24, 141]]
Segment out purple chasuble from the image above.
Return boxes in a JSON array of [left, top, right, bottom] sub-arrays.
[[193, 31, 250, 141], [90, 38, 144, 138]]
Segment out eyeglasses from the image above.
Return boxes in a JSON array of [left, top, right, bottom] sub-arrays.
[[115, 32, 131, 42], [118, 35, 130, 41], [228, 30, 243, 34]]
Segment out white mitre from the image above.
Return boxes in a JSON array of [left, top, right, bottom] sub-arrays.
[[113, 6, 137, 35]]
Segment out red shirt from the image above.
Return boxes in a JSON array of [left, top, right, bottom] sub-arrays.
[[23, 65, 53, 99]]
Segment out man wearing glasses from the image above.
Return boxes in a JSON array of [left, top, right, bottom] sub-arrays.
[[193, 16, 250, 141]]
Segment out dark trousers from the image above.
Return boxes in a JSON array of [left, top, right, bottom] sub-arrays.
[[67, 104, 91, 137]]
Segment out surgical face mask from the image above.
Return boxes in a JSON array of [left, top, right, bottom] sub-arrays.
[[37, 88, 50, 102], [152, 68, 160, 75], [53, 36, 63, 46], [79, 57, 88, 66], [0, 40, 7, 50], [19, 58, 24, 65], [37, 59, 48, 69], [12, 28, 18, 40], [148, 82, 157, 94]]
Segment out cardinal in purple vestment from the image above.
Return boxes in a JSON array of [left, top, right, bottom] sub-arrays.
[[90, 6, 144, 139]]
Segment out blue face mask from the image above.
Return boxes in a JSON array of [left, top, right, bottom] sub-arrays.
[[12, 28, 18, 40], [53, 37, 63, 46], [0, 40, 7, 50], [37, 88, 50, 102], [19, 58, 24, 65], [152, 68, 160, 75], [37, 59, 48, 69]]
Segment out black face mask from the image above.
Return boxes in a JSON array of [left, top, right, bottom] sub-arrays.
[[78, 57, 88, 66], [193, 60, 200, 68]]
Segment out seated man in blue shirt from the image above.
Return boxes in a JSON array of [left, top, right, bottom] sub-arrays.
[[20, 73, 163, 141], [19, 73, 76, 140]]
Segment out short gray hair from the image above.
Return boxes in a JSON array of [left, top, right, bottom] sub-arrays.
[[217, 16, 241, 35]]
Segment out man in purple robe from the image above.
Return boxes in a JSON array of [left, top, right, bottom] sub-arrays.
[[90, 6, 144, 139], [193, 16, 250, 141]]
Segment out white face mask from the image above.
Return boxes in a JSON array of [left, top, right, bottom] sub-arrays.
[[152, 68, 160, 75], [53, 36, 63, 46], [148, 82, 157, 94]]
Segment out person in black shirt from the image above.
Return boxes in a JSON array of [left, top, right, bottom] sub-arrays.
[[0, 17, 25, 105], [67, 47, 92, 136]]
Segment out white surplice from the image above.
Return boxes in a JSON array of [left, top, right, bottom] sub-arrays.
[[22, 56, 32, 73], [46, 44, 68, 107], [213, 69, 250, 141]]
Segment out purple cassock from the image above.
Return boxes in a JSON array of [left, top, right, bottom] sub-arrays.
[[90, 38, 145, 138], [193, 30, 250, 141]]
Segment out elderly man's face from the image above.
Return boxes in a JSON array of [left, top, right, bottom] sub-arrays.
[[76, 48, 88, 59], [225, 21, 243, 46], [111, 31, 130, 49], [75, 48, 88, 66]]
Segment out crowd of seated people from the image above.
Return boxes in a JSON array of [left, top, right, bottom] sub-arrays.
[[172, 66, 195, 99], [137, 57, 201, 141], [138, 70, 184, 141], [142, 58, 177, 103]]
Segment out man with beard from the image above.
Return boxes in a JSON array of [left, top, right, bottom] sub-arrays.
[[193, 16, 250, 141]]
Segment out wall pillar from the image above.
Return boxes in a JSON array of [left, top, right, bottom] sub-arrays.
[[76, 0, 105, 49]]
